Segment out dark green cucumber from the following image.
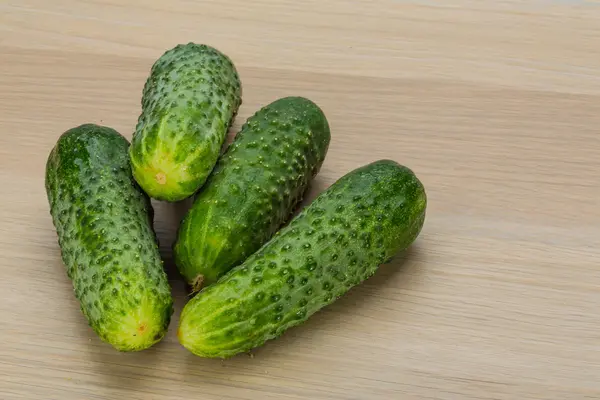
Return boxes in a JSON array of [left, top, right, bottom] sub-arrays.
[[129, 43, 242, 202], [173, 96, 330, 290], [45, 124, 173, 351], [177, 160, 427, 358]]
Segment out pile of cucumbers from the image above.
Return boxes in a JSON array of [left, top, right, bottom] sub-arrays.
[[45, 43, 427, 358]]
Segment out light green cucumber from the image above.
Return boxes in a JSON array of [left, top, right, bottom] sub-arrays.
[[129, 43, 242, 201]]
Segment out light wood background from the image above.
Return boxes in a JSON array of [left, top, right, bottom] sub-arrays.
[[1, 1, 600, 399]]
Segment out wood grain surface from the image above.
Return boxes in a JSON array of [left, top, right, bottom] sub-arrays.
[[1, 1, 600, 399]]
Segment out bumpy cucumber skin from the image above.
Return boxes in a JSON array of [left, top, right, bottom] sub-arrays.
[[129, 43, 242, 202], [45, 124, 173, 351], [173, 97, 331, 289], [177, 160, 427, 358]]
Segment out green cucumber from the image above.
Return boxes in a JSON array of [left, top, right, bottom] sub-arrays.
[[173, 96, 330, 290], [129, 43, 242, 202], [45, 124, 173, 351], [177, 160, 427, 358]]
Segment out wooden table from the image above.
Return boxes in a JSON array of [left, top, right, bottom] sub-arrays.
[[2, 1, 599, 399]]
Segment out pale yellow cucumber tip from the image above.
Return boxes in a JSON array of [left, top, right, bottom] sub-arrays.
[[155, 172, 167, 185]]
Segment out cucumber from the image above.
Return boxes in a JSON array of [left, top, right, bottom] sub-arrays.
[[177, 160, 427, 358], [129, 43, 242, 202], [45, 124, 173, 351], [173, 96, 330, 290]]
